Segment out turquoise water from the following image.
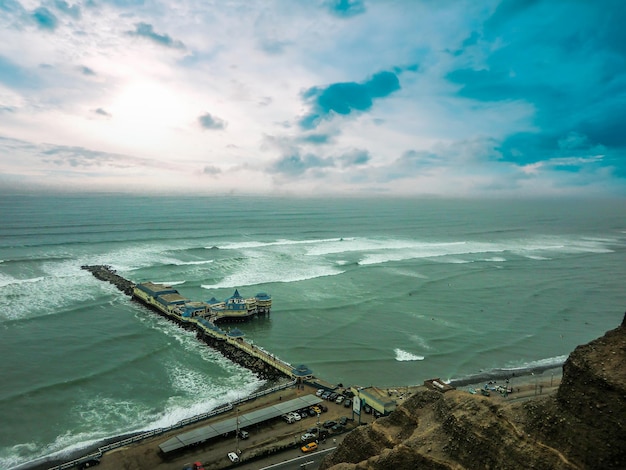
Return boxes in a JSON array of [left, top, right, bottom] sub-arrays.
[[1, 194, 625, 468]]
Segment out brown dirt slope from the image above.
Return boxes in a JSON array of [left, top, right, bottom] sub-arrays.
[[321, 313, 626, 470]]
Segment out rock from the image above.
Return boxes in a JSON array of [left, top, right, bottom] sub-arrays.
[[321, 312, 626, 470]]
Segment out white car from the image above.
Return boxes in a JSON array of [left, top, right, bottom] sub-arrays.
[[335, 395, 345, 404], [227, 452, 239, 463], [289, 411, 301, 421], [316, 389, 324, 397], [301, 432, 316, 442]]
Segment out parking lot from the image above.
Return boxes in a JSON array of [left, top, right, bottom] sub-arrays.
[[94, 383, 378, 470]]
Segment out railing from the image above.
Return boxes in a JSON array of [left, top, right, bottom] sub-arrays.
[[47, 379, 297, 470]]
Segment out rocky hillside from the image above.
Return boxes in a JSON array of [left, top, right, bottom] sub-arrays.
[[321, 313, 626, 470]]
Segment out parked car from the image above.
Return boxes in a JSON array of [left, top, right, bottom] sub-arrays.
[[339, 416, 349, 426], [331, 424, 344, 432], [301, 432, 317, 442], [322, 391, 331, 400], [282, 413, 294, 423], [335, 395, 345, 404], [227, 452, 239, 463], [344, 398, 352, 408], [306, 427, 319, 434], [323, 420, 337, 428], [301, 442, 318, 453], [237, 429, 249, 439], [319, 404, 328, 412], [329, 393, 338, 401], [316, 389, 325, 397], [364, 404, 372, 414], [78, 459, 100, 469], [311, 405, 322, 414], [289, 411, 301, 421], [193, 462, 205, 470]]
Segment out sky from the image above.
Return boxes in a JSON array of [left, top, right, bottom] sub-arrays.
[[0, 0, 625, 197]]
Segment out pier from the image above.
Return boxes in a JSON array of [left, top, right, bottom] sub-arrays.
[[81, 265, 298, 381]]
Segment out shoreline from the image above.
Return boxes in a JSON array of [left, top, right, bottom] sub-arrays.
[[447, 362, 565, 387], [17, 365, 565, 470]]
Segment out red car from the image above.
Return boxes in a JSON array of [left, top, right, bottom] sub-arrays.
[[193, 462, 205, 470]]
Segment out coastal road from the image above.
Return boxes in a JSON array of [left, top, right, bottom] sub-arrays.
[[237, 447, 337, 470]]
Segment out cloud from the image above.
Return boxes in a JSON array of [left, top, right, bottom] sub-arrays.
[[442, 0, 626, 184], [32, 7, 58, 30], [300, 70, 400, 129], [298, 133, 333, 145], [54, 0, 80, 19], [338, 149, 370, 167], [202, 165, 222, 175], [94, 108, 111, 118], [127, 22, 185, 49], [0, 55, 40, 89], [198, 113, 227, 130], [325, 0, 366, 18], [268, 152, 334, 176], [41, 145, 146, 168], [80, 66, 96, 76]]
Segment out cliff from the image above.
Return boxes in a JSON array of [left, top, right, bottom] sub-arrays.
[[321, 313, 626, 470]]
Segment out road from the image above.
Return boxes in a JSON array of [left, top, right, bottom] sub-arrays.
[[237, 447, 337, 470]]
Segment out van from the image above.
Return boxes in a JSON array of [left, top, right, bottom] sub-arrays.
[[227, 452, 239, 463]]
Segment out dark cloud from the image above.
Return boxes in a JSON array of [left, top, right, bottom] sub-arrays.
[[299, 133, 333, 145], [300, 70, 400, 129], [80, 66, 95, 76], [339, 149, 370, 167], [446, 0, 626, 176], [198, 113, 227, 130], [268, 152, 334, 176], [202, 165, 221, 175], [94, 108, 111, 118], [325, 0, 366, 18], [127, 22, 185, 49], [54, 0, 80, 18], [32, 7, 58, 30]]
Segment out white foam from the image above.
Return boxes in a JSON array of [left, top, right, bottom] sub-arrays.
[[394, 349, 425, 362], [154, 280, 186, 286], [523, 255, 551, 260], [0, 276, 45, 288], [215, 237, 352, 250], [172, 259, 214, 266], [202, 265, 342, 289], [502, 354, 568, 371]]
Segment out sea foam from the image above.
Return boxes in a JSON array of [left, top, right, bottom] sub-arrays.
[[394, 349, 425, 361]]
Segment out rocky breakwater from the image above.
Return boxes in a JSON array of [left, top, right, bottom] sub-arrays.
[[81, 264, 135, 295], [320, 312, 626, 470], [197, 333, 289, 382], [82, 264, 289, 383]]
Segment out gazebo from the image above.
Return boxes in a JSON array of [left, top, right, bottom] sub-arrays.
[[291, 364, 314, 387]]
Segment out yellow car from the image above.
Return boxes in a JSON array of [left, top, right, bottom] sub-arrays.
[[301, 442, 318, 453], [311, 406, 322, 414]]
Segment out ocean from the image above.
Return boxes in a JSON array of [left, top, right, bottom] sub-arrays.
[[1, 194, 624, 469]]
